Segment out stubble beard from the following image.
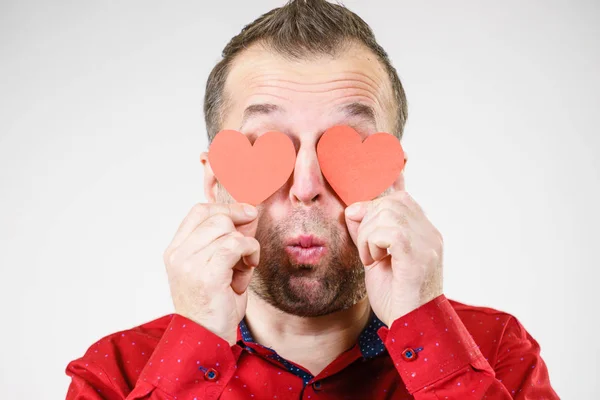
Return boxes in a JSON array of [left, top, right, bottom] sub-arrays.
[[249, 208, 366, 317]]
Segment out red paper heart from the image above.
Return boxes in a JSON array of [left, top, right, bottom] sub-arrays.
[[208, 130, 296, 206], [317, 125, 405, 205]]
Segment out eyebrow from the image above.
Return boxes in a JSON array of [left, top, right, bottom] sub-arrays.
[[337, 102, 377, 129], [238, 102, 378, 131], [239, 103, 281, 130]]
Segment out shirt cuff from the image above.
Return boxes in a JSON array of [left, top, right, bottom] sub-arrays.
[[139, 314, 243, 398], [377, 294, 491, 394]]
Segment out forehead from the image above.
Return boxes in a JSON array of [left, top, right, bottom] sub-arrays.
[[221, 42, 396, 135]]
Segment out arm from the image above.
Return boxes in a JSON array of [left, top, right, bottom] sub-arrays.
[[65, 314, 241, 400], [482, 314, 558, 398], [378, 295, 559, 399]]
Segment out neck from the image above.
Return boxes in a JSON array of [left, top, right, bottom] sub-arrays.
[[244, 291, 372, 376]]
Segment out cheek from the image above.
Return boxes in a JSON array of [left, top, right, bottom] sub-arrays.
[[255, 206, 282, 241], [264, 201, 288, 222]]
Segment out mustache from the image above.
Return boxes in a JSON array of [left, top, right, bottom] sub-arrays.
[[259, 209, 330, 232]]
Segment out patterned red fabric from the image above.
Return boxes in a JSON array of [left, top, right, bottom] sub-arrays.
[[65, 294, 559, 399]]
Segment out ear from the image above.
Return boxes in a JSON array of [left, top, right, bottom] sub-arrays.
[[391, 151, 408, 191], [200, 151, 218, 203]]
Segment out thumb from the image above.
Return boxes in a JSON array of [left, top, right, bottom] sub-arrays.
[[235, 213, 259, 238], [231, 261, 256, 295], [344, 202, 367, 247]]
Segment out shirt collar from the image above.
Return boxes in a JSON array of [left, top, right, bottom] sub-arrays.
[[236, 310, 388, 359]]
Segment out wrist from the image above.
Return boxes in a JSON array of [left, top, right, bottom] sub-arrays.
[[386, 290, 421, 326], [178, 312, 238, 346], [197, 322, 237, 346]]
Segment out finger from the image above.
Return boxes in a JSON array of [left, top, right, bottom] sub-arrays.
[[344, 201, 372, 248], [204, 232, 261, 280], [231, 267, 255, 295], [172, 213, 237, 264], [348, 191, 414, 223], [345, 215, 360, 249], [175, 231, 258, 276], [356, 207, 407, 265], [356, 217, 376, 266], [231, 257, 257, 295], [370, 227, 411, 261], [368, 226, 401, 261], [394, 190, 420, 212], [168, 202, 258, 250], [344, 201, 369, 222], [240, 237, 260, 268], [387, 191, 420, 221], [235, 215, 259, 239]]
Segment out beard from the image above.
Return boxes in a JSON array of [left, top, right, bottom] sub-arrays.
[[249, 206, 366, 317]]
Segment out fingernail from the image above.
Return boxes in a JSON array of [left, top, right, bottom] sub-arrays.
[[346, 203, 361, 216], [243, 204, 257, 217]]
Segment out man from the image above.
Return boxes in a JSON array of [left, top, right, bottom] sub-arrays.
[[65, 0, 559, 398]]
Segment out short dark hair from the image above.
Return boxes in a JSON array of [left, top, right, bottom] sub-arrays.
[[203, 0, 408, 142]]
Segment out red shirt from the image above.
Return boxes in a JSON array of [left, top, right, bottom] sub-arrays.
[[65, 294, 558, 399]]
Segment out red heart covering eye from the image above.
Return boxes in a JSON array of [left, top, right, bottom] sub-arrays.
[[208, 130, 296, 206], [317, 125, 405, 205]]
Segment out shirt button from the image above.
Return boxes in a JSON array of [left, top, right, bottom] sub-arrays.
[[204, 368, 219, 381], [401, 347, 418, 361], [312, 381, 322, 391]]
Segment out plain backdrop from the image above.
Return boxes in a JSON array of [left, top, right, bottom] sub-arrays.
[[1, 0, 598, 398]]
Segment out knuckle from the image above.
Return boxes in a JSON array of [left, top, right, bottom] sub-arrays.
[[192, 202, 208, 217], [208, 213, 234, 228], [367, 201, 380, 215], [378, 208, 396, 222], [212, 247, 233, 263], [391, 228, 405, 243], [399, 191, 411, 201], [221, 234, 241, 251], [381, 198, 395, 209], [244, 238, 260, 255], [164, 248, 178, 267], [249, 237, 260, 249], [162, 248, 172, 264], [192, 202, 205, 211], [203, 213, 222, 226]]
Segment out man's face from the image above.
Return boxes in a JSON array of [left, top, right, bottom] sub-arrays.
[[206, 42, 402, 317]]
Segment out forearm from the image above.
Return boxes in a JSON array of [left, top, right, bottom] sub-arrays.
[[66, 314, 241, 400], [379, 295, 559, 399]]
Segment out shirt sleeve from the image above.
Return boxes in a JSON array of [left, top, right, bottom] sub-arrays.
[[65, 314, 242, 399], [377, 294, 560, 399]]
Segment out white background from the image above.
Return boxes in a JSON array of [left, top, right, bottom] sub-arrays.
[[1, 0, 598, 398]]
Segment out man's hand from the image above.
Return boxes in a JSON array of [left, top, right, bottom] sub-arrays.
[[163, 203, 260, 346], [344, 190, 444, 327]]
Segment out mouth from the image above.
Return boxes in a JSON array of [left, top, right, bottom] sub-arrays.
[[285, 235, 328, 264]]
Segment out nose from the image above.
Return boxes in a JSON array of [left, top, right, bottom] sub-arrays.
[[288, 146, 326, 205]]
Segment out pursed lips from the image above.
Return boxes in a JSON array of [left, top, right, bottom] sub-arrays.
[[285, 235, 327, 264]]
